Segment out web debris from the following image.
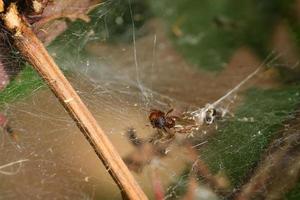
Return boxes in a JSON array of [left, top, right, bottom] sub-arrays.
[[184, 52, 281, 132]]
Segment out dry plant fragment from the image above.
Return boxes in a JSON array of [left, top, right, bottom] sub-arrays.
[[2, 4, 22, 36], [36, 0, 100, 44], [0, 0, 3, 12], [32, 0, 44, 13], [0, 2, 147, 200], [33, 0, 99, 27]]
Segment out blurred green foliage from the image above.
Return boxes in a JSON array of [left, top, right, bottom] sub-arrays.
[[50, 0, 152, 55], [285, 182, 300, 200], [202, 86, 300, 186], [151, 0, 294, 70], [0, 67, 43, 107]]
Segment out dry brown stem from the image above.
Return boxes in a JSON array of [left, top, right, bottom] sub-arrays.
[[0, 2, 147, 200]]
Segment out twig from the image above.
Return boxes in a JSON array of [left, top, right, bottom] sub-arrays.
[[0, 3, 147, 200]]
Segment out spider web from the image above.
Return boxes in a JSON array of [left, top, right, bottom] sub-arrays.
[[0, 1, 300, 200]]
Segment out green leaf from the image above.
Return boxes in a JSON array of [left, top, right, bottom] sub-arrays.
[[202, 86, 300, 186]]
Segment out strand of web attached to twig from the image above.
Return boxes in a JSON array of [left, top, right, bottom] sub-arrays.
[[211, 53, 277, 106], [212, 66, 261, 107], [149, 34, 157, 103], [188, 52, 281, 126], [128, 0, 150, 104], [0, 159, 29, 175], [193, 51, 279, 112], [212, 51, 280, 107]]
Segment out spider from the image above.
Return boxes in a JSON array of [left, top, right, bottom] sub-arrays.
[[149, 109, 202, 140], [148, 109, 178, 133]]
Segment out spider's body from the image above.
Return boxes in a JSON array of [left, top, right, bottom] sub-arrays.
[[149, 109, 176, 132]]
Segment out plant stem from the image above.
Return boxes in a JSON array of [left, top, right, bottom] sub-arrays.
[[0, 2, 147, 200]]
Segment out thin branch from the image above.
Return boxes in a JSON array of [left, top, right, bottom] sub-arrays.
[[0, 2, 147, 200]]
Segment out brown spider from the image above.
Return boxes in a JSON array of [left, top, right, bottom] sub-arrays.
[[148, 109, 177, 133], [149, 109, 200, 140]]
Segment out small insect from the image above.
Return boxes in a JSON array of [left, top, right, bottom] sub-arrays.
[[204, 107, 218, 124], [149, 109, 177, 133], [191, 104, 225, 126]]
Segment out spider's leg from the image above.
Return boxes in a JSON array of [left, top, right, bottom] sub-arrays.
[[170, 116, 180, 121], [162, 127, 168, 133], [166, 108, 174, 116], [159, 136, 174, 144]]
